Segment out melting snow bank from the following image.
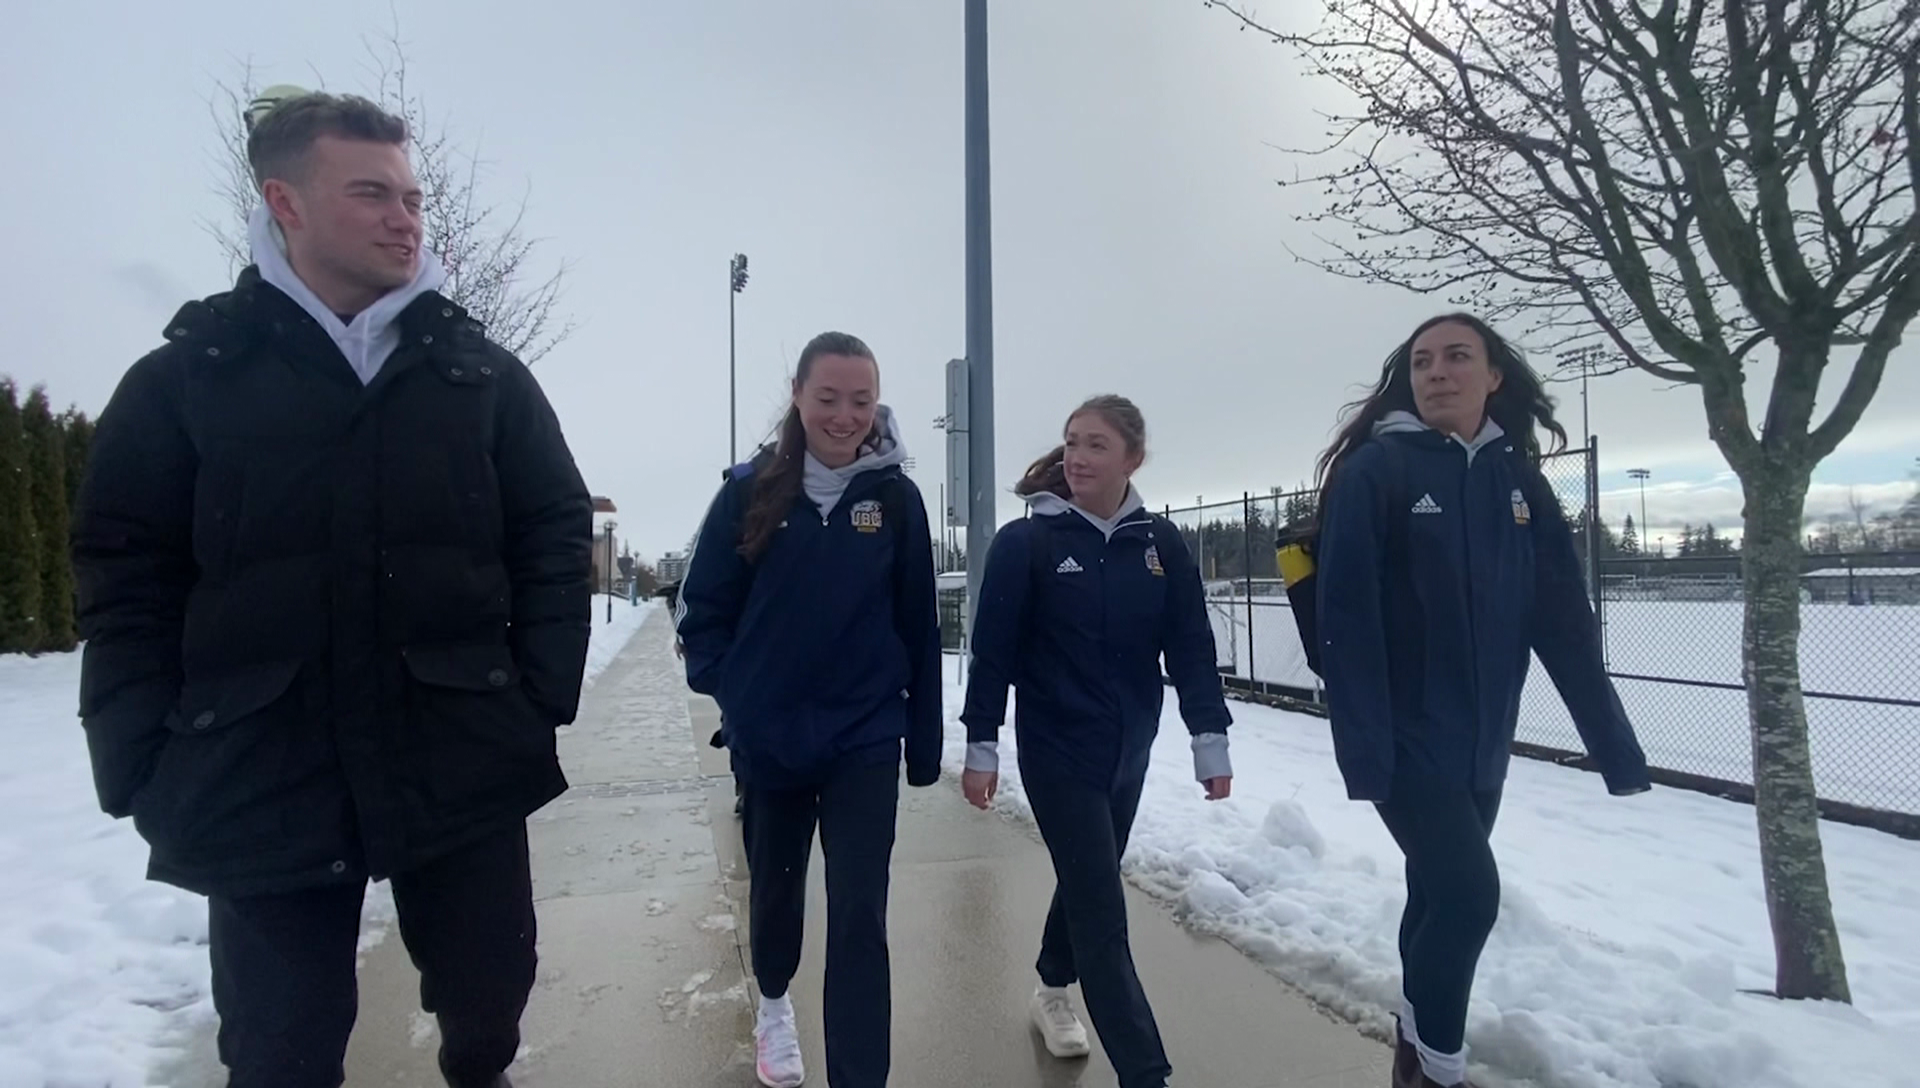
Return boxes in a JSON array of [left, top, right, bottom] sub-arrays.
[[0, 598, 654, 1087], [940, 657, 1919, 1088]]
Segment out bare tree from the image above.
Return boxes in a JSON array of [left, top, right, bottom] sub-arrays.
[[204, 32, 573, 365], [1208, 0, 1920, 1002]]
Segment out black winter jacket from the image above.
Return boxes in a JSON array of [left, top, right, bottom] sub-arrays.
[[71, 269, 594, 896]]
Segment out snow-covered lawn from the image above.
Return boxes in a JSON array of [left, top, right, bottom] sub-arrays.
[[0, 597, 652, 1088], [942, 657, 1920, 1088], [1206, 598, 1920, 813]]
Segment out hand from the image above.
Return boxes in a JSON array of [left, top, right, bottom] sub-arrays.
[[1203, 776, 1232, 801], [962, 769, 999, 810]]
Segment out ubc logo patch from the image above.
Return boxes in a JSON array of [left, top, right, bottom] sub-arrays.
[[1511, 489, 1531, 525], [851, 499, 884, 533], [1144, 545, 1165, 576]]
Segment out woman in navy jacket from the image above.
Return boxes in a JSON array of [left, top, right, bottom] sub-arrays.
[[674, 332, 941, 1088], [1314, 314, 1651, 1088], [961, 395, 1232, 1088]]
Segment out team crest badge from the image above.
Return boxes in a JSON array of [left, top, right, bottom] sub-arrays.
[[851, 499, 884, 533], [1511, 489, 1531, 525], [1144, 545, 1165, 576]]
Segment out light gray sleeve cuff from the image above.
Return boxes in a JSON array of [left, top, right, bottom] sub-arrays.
[[965, 741, 1001, 774], [1191, 732, 1232, 782]]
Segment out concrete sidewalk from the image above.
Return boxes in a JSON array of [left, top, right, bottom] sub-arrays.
[[170, 608, 1390, 1087]]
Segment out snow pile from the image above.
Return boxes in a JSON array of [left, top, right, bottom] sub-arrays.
[[0, 602, 652, 1087], [942, 658, 1920, 1087]]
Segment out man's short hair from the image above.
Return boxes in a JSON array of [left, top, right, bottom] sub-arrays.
[[246, 93, 409, 187]]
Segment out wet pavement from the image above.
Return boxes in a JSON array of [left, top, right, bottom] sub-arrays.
[[165, 607, 1390, 1087]]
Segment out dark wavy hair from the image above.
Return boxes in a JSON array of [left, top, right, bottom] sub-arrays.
[[1313, 313, 1567, 519], [736, 331, 879, 562], [1014, 395, 1147, 499]]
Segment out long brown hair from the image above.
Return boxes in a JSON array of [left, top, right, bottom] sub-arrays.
[[736, 331, 879, 561], [1015, 395, 1148, 500], [1312, 313, 1566, 521]]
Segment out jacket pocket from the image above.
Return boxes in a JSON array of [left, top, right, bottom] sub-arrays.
[[402, 643, 553, 808], [132, 659, 305, 856]]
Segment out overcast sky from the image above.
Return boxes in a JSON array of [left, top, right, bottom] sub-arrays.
[[5, 0, 1914, 562]]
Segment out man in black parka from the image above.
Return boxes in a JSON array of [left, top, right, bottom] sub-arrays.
[[70, 91, 592, 1088]]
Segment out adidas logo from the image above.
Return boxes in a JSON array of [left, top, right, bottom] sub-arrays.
[[1056, 556, 1085, 574], [1411, 494, 1444, 515]]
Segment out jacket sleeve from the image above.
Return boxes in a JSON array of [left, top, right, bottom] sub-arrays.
[[960, 519, 1032, 743], [71, 351, 196, 818], [892, 483, 944, 787], [496, 358, 595, 726], [1158, 529, 1232, 736], [1526, 475, 1652, 794], [1315, 446, 1397, 800], [675, 479, 750, 698]]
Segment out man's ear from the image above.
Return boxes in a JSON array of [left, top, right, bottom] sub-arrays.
[[261, 178, 303, 232]]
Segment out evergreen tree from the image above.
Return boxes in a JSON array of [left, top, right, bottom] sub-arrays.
[[0, 379, 44, 653], [1620, 514, 1641, 557], [61, 409, 93, 515], [24, 388, 75, 651]]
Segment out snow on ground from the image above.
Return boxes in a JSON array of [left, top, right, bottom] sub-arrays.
[[942, 656, 1920, 1088], [1205, 598, 1920, 813], [0, 596, 652, 1088]]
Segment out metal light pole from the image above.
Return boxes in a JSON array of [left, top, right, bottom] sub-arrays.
[[729, 253, 749, 466], [1629, 468, 1651, 552], [603, 520, 617, 624], [963, 0, 997, 622], [1554, 346, 1609, 450]]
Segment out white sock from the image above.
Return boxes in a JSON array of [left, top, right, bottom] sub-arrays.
[[759, 992, 792, 1017], [1038, 984, 1070, 997], [1401, 997, 1468, 1086]]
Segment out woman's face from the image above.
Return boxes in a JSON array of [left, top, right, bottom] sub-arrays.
[[1063, 411, 1142, 508], [794, 354, 879, 468], [1409, 321, 1503, 439]]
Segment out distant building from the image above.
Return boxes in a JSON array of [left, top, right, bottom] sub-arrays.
[[658, 551, 691, 584]]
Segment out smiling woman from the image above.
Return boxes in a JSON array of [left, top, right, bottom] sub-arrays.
[[670, 330, 942, 1088]]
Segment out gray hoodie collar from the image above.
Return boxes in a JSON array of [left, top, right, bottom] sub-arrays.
[[802, 405, 909, 516], [1026, 486, 1149, 541], [1375, 410, 1507, 464], [247, 203, 449, 385]]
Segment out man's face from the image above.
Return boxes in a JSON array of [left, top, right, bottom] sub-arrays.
[[267, 136, 423, 303]]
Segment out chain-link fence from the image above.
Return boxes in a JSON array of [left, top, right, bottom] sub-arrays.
[[1161, 441, 1920, 831]]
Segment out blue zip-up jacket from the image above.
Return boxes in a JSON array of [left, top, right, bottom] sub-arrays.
[[1316, 414, 1650, 801], [962, 490, 1232, 786], [674, 450, 942, 789]]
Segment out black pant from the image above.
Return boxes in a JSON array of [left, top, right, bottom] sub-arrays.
[[744, 758, 900, 1088], [1024, 759, 1170, 1088], [208, 824, 538, 1088], [1374, 780, 1504, 1057]]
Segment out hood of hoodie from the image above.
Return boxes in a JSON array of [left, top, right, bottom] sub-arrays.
[[247, 203, 449, 385], [1375, 409, 1507, 465], [1025, 485, 1149, 541], [802, 405, 909, 516]]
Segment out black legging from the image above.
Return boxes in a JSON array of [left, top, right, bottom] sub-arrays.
[[1023, 756, 1171, 1088], [1374, 779, 1504, 1058]]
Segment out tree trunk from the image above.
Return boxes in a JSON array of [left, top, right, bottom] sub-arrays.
[[1738, 463, 1852, 1002]]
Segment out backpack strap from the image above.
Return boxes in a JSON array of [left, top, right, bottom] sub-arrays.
[[878, 475, 910, 591]]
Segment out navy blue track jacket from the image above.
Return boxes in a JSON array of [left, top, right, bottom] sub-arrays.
[[1315, 417, 1650, 801], [674, 460, 942, 788], [962, 493, 1232, 786]]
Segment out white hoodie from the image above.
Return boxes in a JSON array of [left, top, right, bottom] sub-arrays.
[[246, 203, 449, 385]]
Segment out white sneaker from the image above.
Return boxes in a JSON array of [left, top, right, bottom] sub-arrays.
[[754, 994, 805, 1087], [1029, 985, 1092, 1058]]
